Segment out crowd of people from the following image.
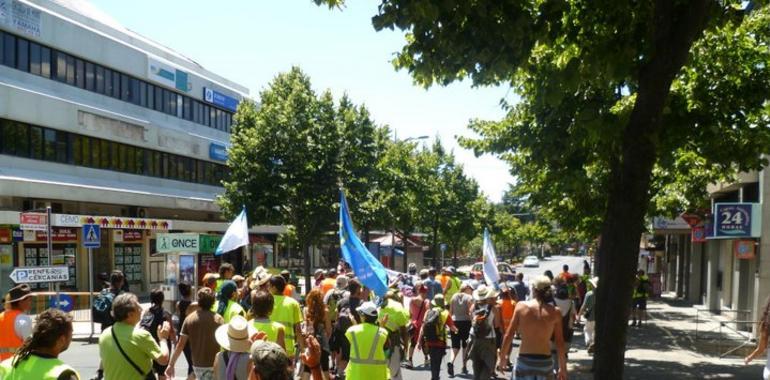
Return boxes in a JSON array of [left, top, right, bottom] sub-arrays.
[[0, 258, 648, 380]]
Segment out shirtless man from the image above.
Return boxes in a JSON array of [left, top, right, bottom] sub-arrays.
[[499, 275, 567, 380]]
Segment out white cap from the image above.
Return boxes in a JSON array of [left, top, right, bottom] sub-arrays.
[[356, 301, 378, 317]]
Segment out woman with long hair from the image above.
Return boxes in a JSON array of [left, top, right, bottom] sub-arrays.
[[302, 288, 332, 380], [0, 308, 78, 379], [745, 295, 770, 379], [217, 280, 245, 323]]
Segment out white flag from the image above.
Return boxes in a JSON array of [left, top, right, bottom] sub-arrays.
[[215, 208, 249, 255], [483, 228, 500, 286]]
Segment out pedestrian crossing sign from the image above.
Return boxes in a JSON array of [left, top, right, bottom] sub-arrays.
[[82, 224, 101, 248]]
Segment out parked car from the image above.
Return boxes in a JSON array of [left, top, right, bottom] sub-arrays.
[[523, 255, 540, 268], [470, 262, 517, 282]]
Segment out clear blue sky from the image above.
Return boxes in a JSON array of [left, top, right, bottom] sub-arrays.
[[88, 0, 515, 201]]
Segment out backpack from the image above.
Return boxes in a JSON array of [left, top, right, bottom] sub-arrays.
[[422, 308, 442, 342], [140, 307, 165, 342], [327, 290, 345, 321], [471, 304, 492, 338], [92, 289, 116, 325], [335, 299, 355, 333]]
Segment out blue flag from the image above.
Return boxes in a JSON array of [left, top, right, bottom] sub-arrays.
[[339, 191, 389, 297]]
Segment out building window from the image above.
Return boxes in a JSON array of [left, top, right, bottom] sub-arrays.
[[16, 38, 28, 72], [95, 65, 104, 94], [0, 120, 28, 156], [130, 77, 139, 105], [54, 51, 66, 82], [29, 42, 41, 75], [2, 33, 16, 67], [65, 55, 75, 86], [138, 81, 147, 107], [154, 86, 163, 111], [90, 136, 99, 168], [84, 62, 94, 91], [120, 74, 129, 101], [99, 139, 110, 169], [40, 46, 51, 78], [29, 126, 43, 160], [75, 59, 85, 89]]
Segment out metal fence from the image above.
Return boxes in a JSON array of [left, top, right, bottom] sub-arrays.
[[29, 291, 97, 322], [694, 308, 759, 357]]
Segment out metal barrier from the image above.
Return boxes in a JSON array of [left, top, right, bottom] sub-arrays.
[[694, 308, 758, 357], [29, 291, 98, 322]]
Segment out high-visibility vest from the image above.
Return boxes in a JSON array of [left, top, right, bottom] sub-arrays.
[[251, 318, 285, 346], [345, 323, 390, 380], [0, 310, 23, 361], [499, 299, 515, 330], [214, 300, 244, 323], [379, 299, 408, 333], [270, 295, 301, 355], [0, 354, 80, 380], [633, 275, 651, 299], [445, 276, 461, 302], [215, 279, 224, 294]]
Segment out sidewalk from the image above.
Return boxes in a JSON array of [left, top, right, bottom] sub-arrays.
[[566, 293, 762, 379]]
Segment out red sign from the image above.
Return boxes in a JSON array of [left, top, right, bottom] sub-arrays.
[[122, 230, 143, 242], [20, 213, 47, 230], [734, 240, 756, 260], [249, 235, 271, 244], [691, 226, 706, 243], [680, 213, 701, 227], [0, 229, 11, 243], [34, 228, 77, 242]]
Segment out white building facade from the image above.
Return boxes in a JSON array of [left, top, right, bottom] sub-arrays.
[[0, 0, 282, 298]]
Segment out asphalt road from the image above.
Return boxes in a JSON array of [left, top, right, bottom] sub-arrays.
[[62, 255, 588, 379]]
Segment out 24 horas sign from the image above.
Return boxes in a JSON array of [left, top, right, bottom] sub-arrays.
[[711, 203, 761, 238]]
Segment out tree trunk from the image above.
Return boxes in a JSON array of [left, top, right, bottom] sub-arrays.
[[403, 231, 410, 272], [593, 1, 712, 378]]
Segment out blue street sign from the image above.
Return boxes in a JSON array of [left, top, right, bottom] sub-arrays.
[[203, 87, 239, 112], [49, 293, 74, 312], [82, 224, 101, 248]]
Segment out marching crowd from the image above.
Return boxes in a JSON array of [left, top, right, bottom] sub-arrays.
[[0, 259, 647, 380]]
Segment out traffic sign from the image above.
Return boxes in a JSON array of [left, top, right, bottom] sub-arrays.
[[10, 266, 69, 284], [49, 293, 74, 312], [82, 224, 101, 248]]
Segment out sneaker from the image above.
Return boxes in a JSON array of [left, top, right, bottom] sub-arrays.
[[630, 320, 637, 327], [448, 362, 454, 378], [461, 366, 468, 375]]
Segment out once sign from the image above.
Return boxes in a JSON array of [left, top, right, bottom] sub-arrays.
[[10, 266, 69, 284], [156, 233, 200, 253]]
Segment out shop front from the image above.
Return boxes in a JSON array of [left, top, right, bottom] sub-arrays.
[[154, 233, 224, 303], [19, 228, 78, 290], [0, 226, 20, 297]]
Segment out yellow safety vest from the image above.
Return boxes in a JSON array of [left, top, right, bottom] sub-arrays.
[[270, 295, 301, 355], [345, 323, 390, 380], [633, 275, 650, 299], [251, 318, 285, 345], [379, 299, 408, 333], [215, 279, 224, 294], [214, 300, 244, 324], [0, 354, 80, 380]]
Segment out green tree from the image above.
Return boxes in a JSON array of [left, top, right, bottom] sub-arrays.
[[219, 67, 341, 291], [314, 1, 770, 377], [337, 96, 391, 242]]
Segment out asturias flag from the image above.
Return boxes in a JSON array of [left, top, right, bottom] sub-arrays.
[[339, 191, 389, 297], [483, 228, 501, 286], [215, 207, 249, 255]]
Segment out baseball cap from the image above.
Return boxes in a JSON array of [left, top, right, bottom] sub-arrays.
[[356, 301, 378, 317]]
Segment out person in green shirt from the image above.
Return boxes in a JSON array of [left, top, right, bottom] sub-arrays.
[[99, 293, 171, 380], [215, 263, 235, 294], [0, 308, 79, 380], [215, 280, 246, 324], [268, 275, 304, 360], [378, 290, 409, 380]]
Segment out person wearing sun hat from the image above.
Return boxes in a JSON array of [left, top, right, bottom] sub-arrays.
[[0, 284, 33, 361], [499, 275, 568, 380], [469, 284, 501, 379], [213, 315, 257, 380]]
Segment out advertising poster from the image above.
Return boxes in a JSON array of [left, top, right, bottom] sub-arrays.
[[179, 255, 195, 284]]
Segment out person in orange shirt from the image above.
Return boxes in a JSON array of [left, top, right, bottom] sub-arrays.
[[280, 270, 295, 297], [560, 264, 571, 281], [498, 282, 517, 371], [320, 269, 337, 296], [0, 284, 33, 361]]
